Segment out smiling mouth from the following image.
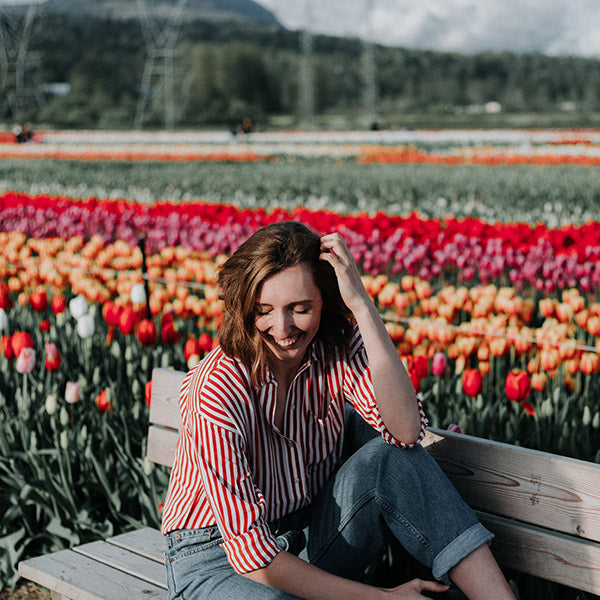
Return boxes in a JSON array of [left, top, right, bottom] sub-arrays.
[[270, 333, 303, 349]]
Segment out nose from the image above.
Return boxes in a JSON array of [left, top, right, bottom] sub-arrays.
[[271, 310, 293, 338]]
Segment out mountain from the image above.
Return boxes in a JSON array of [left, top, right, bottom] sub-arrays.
[[33, 0, 281, 26]]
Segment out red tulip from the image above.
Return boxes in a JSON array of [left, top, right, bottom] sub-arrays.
[[45, 342, 61, 371], [198, 332, 214, 354], [118, 307, 137, 335], [29, 290, 48, 312], [161, 320, 179, 344], [39, 319, 51, 333], [505, 369, 531, 402], [412, 355, 429, 380], [95, 389, 113, 413], [409, 369, 421, 393], [145, 380, 152, 408], [11, 331, 34, 358], [184, 338, 201, 361], [462, 368, 483, 397], [102, 301, 122, 327], [51, 294, 67, 315], [2, 335, 14, 360], [137, 319, 158, 346], [0, 282, 10, 310]]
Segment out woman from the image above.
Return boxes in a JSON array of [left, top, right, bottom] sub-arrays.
[[162, 221, 516, 600]]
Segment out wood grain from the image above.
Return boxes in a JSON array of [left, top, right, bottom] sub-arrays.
[[423, 428, 600, 542]]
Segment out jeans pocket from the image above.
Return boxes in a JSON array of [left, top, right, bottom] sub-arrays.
[[166, 528, 223, 563], [165, 529, 224, 598]]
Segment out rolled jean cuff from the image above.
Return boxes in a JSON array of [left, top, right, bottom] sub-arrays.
[[432, 523, 494, 584]]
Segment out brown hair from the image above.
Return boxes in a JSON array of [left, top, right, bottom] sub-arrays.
[[218, 221, 353, 385]]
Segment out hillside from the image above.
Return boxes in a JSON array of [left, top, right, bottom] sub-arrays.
[[23, 0, 280, 26]]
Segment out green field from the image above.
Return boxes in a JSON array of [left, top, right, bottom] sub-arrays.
[[1, 158, 599, 226]]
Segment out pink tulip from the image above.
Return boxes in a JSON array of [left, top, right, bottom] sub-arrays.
[[447, 424, 466, 434], [65, 381, 81, 404], [16, 347, 36, 373], [45, 342, 59, 361], [431, 352, 447, 376]]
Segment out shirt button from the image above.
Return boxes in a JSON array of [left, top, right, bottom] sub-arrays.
[[294, 478, 300, 483]]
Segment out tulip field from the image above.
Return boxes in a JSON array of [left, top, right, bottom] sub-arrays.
[[1, 129, 600, 598]]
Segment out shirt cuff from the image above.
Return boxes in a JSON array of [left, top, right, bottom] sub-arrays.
[[381, 393, 429, 448], [221, 521, 282, 573]]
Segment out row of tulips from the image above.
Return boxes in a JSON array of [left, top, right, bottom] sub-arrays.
[[2, 192, 600, 294], [5, 142, 600, 167], [358, 144, 600, 167]]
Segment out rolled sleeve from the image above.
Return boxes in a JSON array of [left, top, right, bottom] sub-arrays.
[[221, 521, 282, 573]]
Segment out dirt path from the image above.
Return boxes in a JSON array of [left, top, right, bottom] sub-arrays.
[[0, 582, 51, 600]]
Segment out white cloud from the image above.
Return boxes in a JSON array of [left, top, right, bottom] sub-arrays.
[[255, 0, 600, 57]]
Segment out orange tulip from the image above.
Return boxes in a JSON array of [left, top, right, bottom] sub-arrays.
[[531, 372, 547, 392], [580, 352, 600, 375], [540, 348, 559, 372]]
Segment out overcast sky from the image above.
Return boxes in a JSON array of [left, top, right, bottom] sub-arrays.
[[255, 0, 600, 57]]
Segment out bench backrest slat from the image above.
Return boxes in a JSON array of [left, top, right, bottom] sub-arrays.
[[423, 429, 600, 543], [149, 368, 185, 430]]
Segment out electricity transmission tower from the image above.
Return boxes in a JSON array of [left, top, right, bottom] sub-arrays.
[[134, 0, 188, 130], [0, 0, 47, 120], [298, 0, 315, 128], [361, 0, 378, 127]]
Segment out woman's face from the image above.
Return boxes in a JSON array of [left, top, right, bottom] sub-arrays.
[[255, 264, 323, 372]]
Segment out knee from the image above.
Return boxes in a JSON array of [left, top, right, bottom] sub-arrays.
[[371, 442, 443, 493]]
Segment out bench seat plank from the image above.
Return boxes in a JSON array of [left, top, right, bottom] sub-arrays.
[[479, 512, 600, 595], [424, 428, 600, 542], [107, 527, 165, 563], [73, 541, 166, 589], [18, 549, 166, 600]]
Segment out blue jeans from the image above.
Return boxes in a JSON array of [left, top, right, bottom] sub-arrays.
[[164, 407, 493, 599]]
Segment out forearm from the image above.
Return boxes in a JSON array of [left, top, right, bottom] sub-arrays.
[[244, 550, 385, 600], [352, 298, 422, 444]]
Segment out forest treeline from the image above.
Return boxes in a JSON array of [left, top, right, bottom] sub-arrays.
[[18, 13, 600, 128]]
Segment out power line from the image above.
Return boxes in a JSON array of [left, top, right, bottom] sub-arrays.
[[0, 0, 47, 119], [134, 0, 188, 130]]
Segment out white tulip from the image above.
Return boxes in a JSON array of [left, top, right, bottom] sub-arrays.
[[69, 295, 88, 319], [76, 314, 95, 338], [60, 430, 68, 450], [45, 394, 58, 415], [130, 283, 146, 305], [0, 308, 8, 332]]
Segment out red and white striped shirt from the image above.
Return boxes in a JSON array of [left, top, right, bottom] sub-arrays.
[[161, 327, 428, 574]]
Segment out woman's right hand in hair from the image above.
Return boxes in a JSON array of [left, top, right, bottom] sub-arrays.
[[381, 578, 450, 598]]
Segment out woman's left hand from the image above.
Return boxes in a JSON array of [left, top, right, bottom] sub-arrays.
[[320, 232, 369, 314]]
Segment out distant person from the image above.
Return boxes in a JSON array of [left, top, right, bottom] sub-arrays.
[[161, 222, 517, 600], [241, 117, 254, 134], [13, 124, 34, 143]]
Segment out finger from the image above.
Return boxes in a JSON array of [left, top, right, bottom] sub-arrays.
[[418, 580, 450, 592]]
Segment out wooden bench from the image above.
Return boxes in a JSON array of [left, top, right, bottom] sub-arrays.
[[19, 367, 600, 598]]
